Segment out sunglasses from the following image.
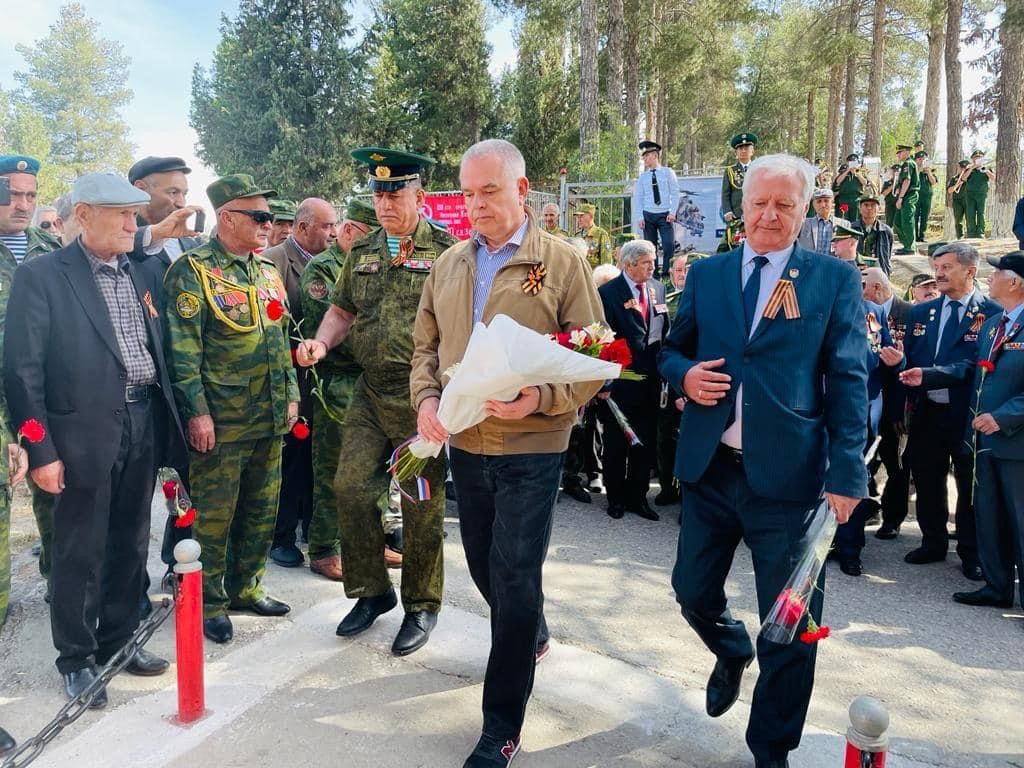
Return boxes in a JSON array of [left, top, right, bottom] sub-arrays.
[[228, 209, 273, 224]]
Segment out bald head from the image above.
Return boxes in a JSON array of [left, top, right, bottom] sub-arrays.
[[541, 203, 560, 231], [294, 197, 338, 254], [862, 266, 892, 304]]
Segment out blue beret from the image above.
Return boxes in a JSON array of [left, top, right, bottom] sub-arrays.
[[0, 155, 41, 175]]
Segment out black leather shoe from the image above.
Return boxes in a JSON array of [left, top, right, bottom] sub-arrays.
[[631, 501, 660, 521], [269, 543, 304, 567], [904, 547, 946, 565], [706, 655, 753, 717], [336, 588, 398, 636], [392, 610, 437, 656], [653, 488, 680, 506], [561, 482, 592, 504], [0, 726, 16, 755], [961, 561, 984, 581], [874, 524, 899, 540], [839, 558, 862, 577], [203, 615, 233, 644], [230, 595, 291, 616], [123, 648, 170, 676], [953, 586, 1011, 608], [63, 667, 107, 709], [755, 759, 789, 768], [606, 502, 625, 520]]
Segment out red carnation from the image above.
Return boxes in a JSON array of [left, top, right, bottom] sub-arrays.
[[291, 420, 311, 439], [175, 507, 196, 528], [18, 419, 45, 444], [162, 480, 178, 499], [266, 299, 286, 321], [839, 203, 849, 214], [777, 588, 806, 626], [977, 359, 995, 373], [599, 338, 633, 368], [554, 331, 572, 347]]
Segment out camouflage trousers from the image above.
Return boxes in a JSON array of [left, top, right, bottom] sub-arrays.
[[1, 489, 9, 630], [335, 376, 444, 613], [308, 373, 356, 560], [190, 436, 283, 618]]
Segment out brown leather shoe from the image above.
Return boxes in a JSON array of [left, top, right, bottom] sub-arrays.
[[384, 546, 403, 569], [310, 555, 344, 581]]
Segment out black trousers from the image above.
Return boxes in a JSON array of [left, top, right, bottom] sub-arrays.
[[643, 211, 675, 275], [876, 416, 909, 529], [907, 400, 976, 561], [673, 447, 824, 762], [974, 453, 1024, 606], [449, 447, 560, 740], [273, 429, 313, 547], [599, 381, 659, 508], [50, 399, 156, 674]]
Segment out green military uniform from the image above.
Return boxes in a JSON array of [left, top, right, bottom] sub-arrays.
[[914, 152, 936, 242], [718, 132, 756, 252], [832, 155, 868, 218], [893, 146, 919, 251], [964, 152, 991, 238], [572, 205, 612, 267], [269, 199, 297, 223], [332, 147, 454, 615], [543, 225, 570, 238], [164, 175, 298, 619], [948, 161, 970, 239]]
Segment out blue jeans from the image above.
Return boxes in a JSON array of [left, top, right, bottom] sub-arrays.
[[449, 447, 562, 739], [643, 211, 676, 274]]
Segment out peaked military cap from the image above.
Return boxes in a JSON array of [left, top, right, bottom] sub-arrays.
[[344, 199, 379, 227], [895, 144, 913, 152], [730, 132, 758, 149], [352, 146, 435, 192], [268, 199, 297, 222], [0, 155, 40, 175], [910, 273, 937, 288], [207, 174, 277, 210], [913, 140, 925, 148], [971, 149, 985, 158], [72, 172, 151, 207], [913, 151, 928, 160], [958, 159, 970, 168], [638, 140, 662, 155], [832, 222, 863, 241], [986, 251, 1024, 280], [845, 153, 859, 162], [573, 203, 596, 216], [128, 155, 191, 184]]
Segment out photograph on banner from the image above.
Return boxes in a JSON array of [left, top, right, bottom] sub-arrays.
[[630, 176, 724, 254]]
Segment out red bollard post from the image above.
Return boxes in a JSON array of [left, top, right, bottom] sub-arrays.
[[845, 696, 889, 767], [173, 539, 205, 723]]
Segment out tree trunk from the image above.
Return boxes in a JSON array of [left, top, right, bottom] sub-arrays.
[[807, 89, 817, 163], [605, 0, 624, 122], [580, 0, 600, 171], [863, 0, 886, 156], [841, 1, 860, 158], [826, 64, 842, 169], [646, 82, 660, 146], [990, 14, 1024, 238], [921, 2, 945, 153], [623, 0, 641, 137], [943, 0, 964, 238]]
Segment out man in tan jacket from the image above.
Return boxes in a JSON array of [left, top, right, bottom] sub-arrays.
[[412, 139, 605, 768]]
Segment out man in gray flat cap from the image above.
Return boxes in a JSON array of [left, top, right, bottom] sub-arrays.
[[3, 173, 188, 708], [797, 188, 850, 255]]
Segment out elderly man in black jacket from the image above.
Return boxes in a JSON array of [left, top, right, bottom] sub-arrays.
[[3, 173, 188, 708]]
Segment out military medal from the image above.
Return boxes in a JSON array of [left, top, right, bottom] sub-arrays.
[[762, 280, 800, 320], [143, 290, 159, 319], [624, 298, 639, 311], [522, 263, 547, 295]]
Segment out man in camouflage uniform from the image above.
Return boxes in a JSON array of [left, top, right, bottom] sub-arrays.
[[0, 155, 59, 588], [297, 148, 454, 656], [164, 174, 299, 644], [267, 199, 297, 248], [540, 203, 568, 238], [892, 143, 920, 254], [572, 203, 612, 267]]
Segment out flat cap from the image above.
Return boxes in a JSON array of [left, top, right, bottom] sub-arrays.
[[207, 174, 276, 210], [351, 146, 435, 192], [268, 199, 297, 222], [344, 199, 379, 227], [128, 155, 191, 184], [573, 203, 596, 216], [0, 155, 40, 175], [986, 251, 1024, 280], [910, 273, 937, 288], [638, 140, 662, 155], [730, 132, 757, 149], [71, 172, 151, 207], [811, 188, 834, 200]]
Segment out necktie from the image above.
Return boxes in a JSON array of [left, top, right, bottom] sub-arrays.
[[650, 169, 661, 206], [937, 300, 961, 358], [990, 315, 1010, 357], [743, 256, 769, 334], [637, 282, 648, 325]]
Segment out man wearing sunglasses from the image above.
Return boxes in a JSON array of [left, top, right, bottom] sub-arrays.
[[163, 174, 300, 644]]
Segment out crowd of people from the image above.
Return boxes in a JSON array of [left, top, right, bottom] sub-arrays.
[[0, 132, 1022, 768]]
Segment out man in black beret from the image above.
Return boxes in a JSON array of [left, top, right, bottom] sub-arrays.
[[129, 155, 204, 277]]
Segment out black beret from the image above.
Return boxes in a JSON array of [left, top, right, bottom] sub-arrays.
[[128, 156, 192, 184]]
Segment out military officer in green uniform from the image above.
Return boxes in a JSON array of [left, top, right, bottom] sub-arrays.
[[947, 159, 971, 239], [881, 164, 899, 226], [0, 155, 59, 587], [297, 148, 455, 657], [267, 198, 297, 248], [541, 203, 569, 238], [298, 199, 378, 582], [572, 203, 612, 267], [914, 150, 937, 242], [892, 144, 919, 254], [963, 149, 995, 238], [832, 153, 869, 219], [718, 132, 756, 252], [164, 174, 299, 644]]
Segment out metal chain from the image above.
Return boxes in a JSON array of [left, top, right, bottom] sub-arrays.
[[1, 573, 178, 768]]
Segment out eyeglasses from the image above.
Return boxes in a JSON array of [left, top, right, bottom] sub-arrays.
[[228, 209, 273, 224]]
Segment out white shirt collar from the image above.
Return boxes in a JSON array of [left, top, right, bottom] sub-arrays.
[[742, 241, 793, 269]]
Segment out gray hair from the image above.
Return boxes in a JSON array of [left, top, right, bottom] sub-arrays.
[[619, 238, 655, 266], [32, 205, 56, 225], [932, 241, 979, 267], [53, 194, 73, 220], [565, 237, 589, 259], [744, 153, 817, 206], [461, 139, 527, 182], [592, 263, 621, 287], [670, 254, 688, 268]]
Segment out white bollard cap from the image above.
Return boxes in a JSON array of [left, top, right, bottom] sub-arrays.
[[173, 539, 203, 574], [847, 695, 890, 751]]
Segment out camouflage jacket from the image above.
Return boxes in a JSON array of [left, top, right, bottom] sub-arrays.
[[331, 218, 456, 398], [299, 242, 362, 381], [163, 236, 299, 442], [574, 224, 612, 268]]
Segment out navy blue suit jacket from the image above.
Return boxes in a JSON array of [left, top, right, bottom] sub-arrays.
[[864, 299, 892, 401], [1013, 197, 1024, 250], [598, 273, 668, 377], [658, 245, 868, 502]]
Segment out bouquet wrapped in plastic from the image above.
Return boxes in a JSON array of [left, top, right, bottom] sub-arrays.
[[159, 467, 196, 528], [758, 499, 837, 645]]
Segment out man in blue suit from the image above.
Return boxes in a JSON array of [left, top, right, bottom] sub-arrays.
[[903, 252, 1024, 609], [659, 155, 868, 768], [897, 242, 1000, 579]]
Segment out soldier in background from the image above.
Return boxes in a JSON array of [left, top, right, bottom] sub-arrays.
[[914, 151, 938, 242], [572, 203, 612, 267], [963, 150, 995, 238], [164, 174, 299, 644], [892, 144, 920, 254], [718, 132, 756, 252], [947, 160, 971, 239], [540, 203, 568, 238], [832, 153, 868, 218], [268, 199, 297, 247]]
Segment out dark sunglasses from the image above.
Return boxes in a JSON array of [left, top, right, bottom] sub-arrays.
[[228, 209, 273, 224], [39, 220, 54, 229]]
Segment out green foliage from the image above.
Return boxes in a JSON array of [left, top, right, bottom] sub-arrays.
[[10, 3, 133, 193], [191, 0, 366, 201]]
